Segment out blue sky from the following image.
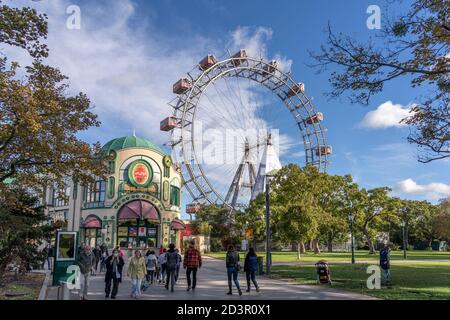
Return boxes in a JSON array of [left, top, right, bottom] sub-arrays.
[[6, 0, 449, 212]]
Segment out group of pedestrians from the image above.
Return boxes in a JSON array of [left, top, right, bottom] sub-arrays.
[[75, 240, 261, 300], [225, 245, 260, 296]]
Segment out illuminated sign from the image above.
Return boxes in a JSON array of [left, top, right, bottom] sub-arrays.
[[128, 160, 153, 187]]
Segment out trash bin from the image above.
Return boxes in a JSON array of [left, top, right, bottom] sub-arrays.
[[257, 256, 264, 275]]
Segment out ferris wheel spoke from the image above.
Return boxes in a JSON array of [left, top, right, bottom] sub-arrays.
[[168, 54, 330, 212]]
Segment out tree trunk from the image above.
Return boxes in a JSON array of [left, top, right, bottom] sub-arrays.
[[363, 228, 375, 254], [296, 242, 301, 259], [313, 239, 321, 254], [307, 240, 313, 251], [299, 241, 306, 254], [327, 234, 333, 252]]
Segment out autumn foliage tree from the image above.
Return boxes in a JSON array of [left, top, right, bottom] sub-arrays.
[[0, 1, 106, 194]]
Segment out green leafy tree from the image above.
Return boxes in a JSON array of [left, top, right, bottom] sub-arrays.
[[433, 198, 450, 242], [271, 164, 322, 258], [316, 174, 356, 252], [192, 204, 240, 250], [0, 187, 52, 283], [353, 187, 397, 254], [236, 192, 266, 251], [311, 0, 449, 162]]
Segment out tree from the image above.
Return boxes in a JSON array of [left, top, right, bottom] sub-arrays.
[[433, 198, 450, 242], [354, 187, 396, 254], [271, 164, 322, 258], [0, 187, 52, 283], [316, 174, 356, 252], [191, 204, 240, 250], [0, 2, 106, 194], [236, 193, 266, 251], [396, 199, 438, 248], [311, 0, 449, 163]]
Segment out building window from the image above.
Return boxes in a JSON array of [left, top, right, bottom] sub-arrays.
[[84, 180, 106, 208]]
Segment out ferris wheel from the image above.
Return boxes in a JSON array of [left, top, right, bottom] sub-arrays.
[[160, 50, 331, 215]]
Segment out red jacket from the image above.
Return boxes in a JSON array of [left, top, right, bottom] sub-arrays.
[[183, 246, 202, 268]]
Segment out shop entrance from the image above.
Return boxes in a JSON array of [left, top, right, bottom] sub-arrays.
[[83, 215, 102, 248], [117, 199, 160, 250]]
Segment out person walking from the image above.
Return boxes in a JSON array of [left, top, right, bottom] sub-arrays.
[[244, 248, 260, 293], [42, 244, 53, 271], [104, 249, 124, 299], [158, 249, 167, 284], [165, 244, 179, 292], [128, 250, 146, 299], [225, 245, 242, 296], [76, 244, 95, 300], [380, 243, 391, 284], [145, 250, 158, 285], [175, 248, 182, 282], [183, 239, 202, 292], [100, 250, 107, 273], [92, 245, 101, 275]]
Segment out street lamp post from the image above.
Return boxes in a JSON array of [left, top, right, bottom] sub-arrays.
[[348, 213, 355, 264], [400, 221, 407, 259], [265, 177, 271, 275]]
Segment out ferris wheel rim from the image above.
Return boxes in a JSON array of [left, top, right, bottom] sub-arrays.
[[170, 54, 330, 210]]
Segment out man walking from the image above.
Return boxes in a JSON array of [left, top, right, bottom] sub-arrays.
[[183, 240, 202, 291], [77, 244, 95, 300], [104, 249, 124, 299], [380, 243, 391, 284]]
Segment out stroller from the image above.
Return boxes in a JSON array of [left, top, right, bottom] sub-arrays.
[[315, 260, 331, 285]]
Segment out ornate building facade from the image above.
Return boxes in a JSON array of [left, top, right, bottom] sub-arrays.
[[43, 135, 184, 250]]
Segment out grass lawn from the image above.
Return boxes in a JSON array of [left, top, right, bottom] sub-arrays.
[[206, 250, 450, 263], [270, 262, 450, 300], [0, 272, 45, 300]]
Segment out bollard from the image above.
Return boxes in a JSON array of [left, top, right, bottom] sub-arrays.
[[57, 281, 71, 300]]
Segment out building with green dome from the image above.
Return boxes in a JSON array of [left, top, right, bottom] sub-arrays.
[[43, 135, 184, 251]]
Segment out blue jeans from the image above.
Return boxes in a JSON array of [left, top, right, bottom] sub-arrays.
[[131, 277, 142, 297], [227, 267, 240, 291], [382, 268, 390, 282]]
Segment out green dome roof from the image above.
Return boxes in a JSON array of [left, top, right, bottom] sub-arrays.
[[102, 135, 165, 155]]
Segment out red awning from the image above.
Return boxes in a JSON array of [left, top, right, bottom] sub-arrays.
[[171, 218, 186, 230], [118, 200, 159, 221], [83, 216, 101, 228]]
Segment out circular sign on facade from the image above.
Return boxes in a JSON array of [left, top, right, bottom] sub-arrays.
[[128, 160, 153, 187]]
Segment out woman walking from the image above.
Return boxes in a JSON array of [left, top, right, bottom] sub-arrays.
[[104, 249, 124, 299], [165, 244, 179, 292], [244, 248, 260, 292], [145, 250, 158, 285], [127, 250, 146, 299], [158, 248, 167, 284], [225, 245, 242, 296]]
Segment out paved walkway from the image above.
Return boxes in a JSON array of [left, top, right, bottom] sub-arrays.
[[46, 256, 375, 300]]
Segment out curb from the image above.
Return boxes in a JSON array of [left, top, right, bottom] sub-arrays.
[[36, 270, 51, 300]]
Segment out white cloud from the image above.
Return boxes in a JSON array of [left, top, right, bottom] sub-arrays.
[[4, 0, 298, 207], [395, 178, 450, 200], [358, 101, 412, 129]]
